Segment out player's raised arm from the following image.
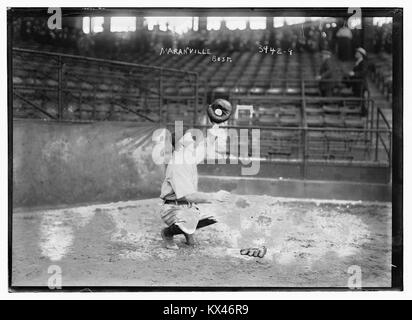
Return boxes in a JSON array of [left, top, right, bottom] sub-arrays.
[[193, 99, 233, 164]]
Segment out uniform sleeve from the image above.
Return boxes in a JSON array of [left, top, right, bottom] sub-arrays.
[[168, 164, 197, 199]]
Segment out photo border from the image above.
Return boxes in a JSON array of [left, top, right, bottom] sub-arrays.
[[7, 6, 403, 292]]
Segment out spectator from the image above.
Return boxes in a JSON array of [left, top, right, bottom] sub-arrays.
[[373, 26, 383, 53], [347, 47, 368, 97], [317, 50, 336, 96], [336, 22, 353, 61], [307, 26, 320, 52], [13, 16, 392, 66]]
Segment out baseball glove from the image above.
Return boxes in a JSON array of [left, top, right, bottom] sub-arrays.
[[207, 99, 233, 124], [240, 246, 267, 258]]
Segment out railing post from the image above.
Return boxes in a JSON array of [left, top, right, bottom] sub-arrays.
[[301, 127, 308, 179], [92, 82, 96, 120], [194, 73, 198, 126], [375, 109, 379, 161], [159, 68, 163, 123], [370, 99, 374, 128], [369, 100, 374, 155], [300, 79, 308, 179], [57, 56, 63, 120], [389, 131, 392, 184]]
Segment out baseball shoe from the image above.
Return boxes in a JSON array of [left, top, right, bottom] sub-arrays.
[[184, 233, 196, 246], [161, 228, 179, 250]]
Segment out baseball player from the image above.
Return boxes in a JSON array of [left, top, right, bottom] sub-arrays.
[[159, 126, 230, 250], [159, 100, 233, 250]]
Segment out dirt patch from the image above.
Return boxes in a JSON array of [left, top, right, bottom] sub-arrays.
[[235, 198, 250, 208], [12, 196, 391, 288]]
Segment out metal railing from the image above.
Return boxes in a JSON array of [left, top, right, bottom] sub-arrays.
[[171, 123, 392, 181], [12, 48, 203, 123], [229, 96, 375, 129], [210, 78, 367, 99], [375, 107, 392, 177]]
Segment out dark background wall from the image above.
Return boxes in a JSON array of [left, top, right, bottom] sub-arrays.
[[13, 120, 163, 208]]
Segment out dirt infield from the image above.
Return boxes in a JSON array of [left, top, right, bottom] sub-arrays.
[[12, 195, 391, 288]]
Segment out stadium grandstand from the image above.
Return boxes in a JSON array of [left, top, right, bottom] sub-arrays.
[[9, 8, 402, 290], [11, 11, 393, 185]]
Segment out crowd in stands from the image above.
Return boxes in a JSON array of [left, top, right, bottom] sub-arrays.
[[13, 16, 392, 62], [372, 22, 392, 54]]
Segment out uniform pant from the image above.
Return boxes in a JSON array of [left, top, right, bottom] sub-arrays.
[[159, 203, 217, 235]]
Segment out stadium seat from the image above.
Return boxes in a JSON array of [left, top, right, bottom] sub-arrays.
[[344, 118, 364, 128], [79, 103, 93, 120], [308, 131, 325, 140], [42, 102, 58, 118], [286, 87, 301, 95], [249, 87, 265, 95], [305, 106, 323, 115], [25, 78, 42, 86], [13, 76, 24, 85], [322, 105, 340, 114], [324, 115, 344, 127], [307, 115, 324, 127], [213, 87, 229, 94], [96, 92, 111, 99], [266, 88, 283, 95], [280, 116, 300, 127], [66, 81, 77, 89], [80, 82, 93, 90], [280, 106, 299, 116], [339, 87, 353, 96], [304, 87, 319, 95], [230, 87, 247, 94], [164, 87, 178, 95], [95, 103, 111, 112], [257, 105, 278, 116], [98, 84, 110, 91], [112, 84, 121, 92], [258, 115, 278, 126], [341, 106, 362, 115]]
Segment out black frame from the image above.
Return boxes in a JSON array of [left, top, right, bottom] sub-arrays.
[[7, 7, 403, 292]]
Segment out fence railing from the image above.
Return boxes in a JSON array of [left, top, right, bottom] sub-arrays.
[[12, 47, 202, 123], [168, 122, 392, 181], [375, 107, 392, 178], [215, 78, 367, 100], [228, 96, 375, 131]]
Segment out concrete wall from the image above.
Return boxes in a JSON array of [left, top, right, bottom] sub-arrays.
[[197, 161, 391, 201], [13, 120, 391, 207], [199, 175, 392, 202], [13, 120, 163, 208], [198, 161, 391, 184]]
